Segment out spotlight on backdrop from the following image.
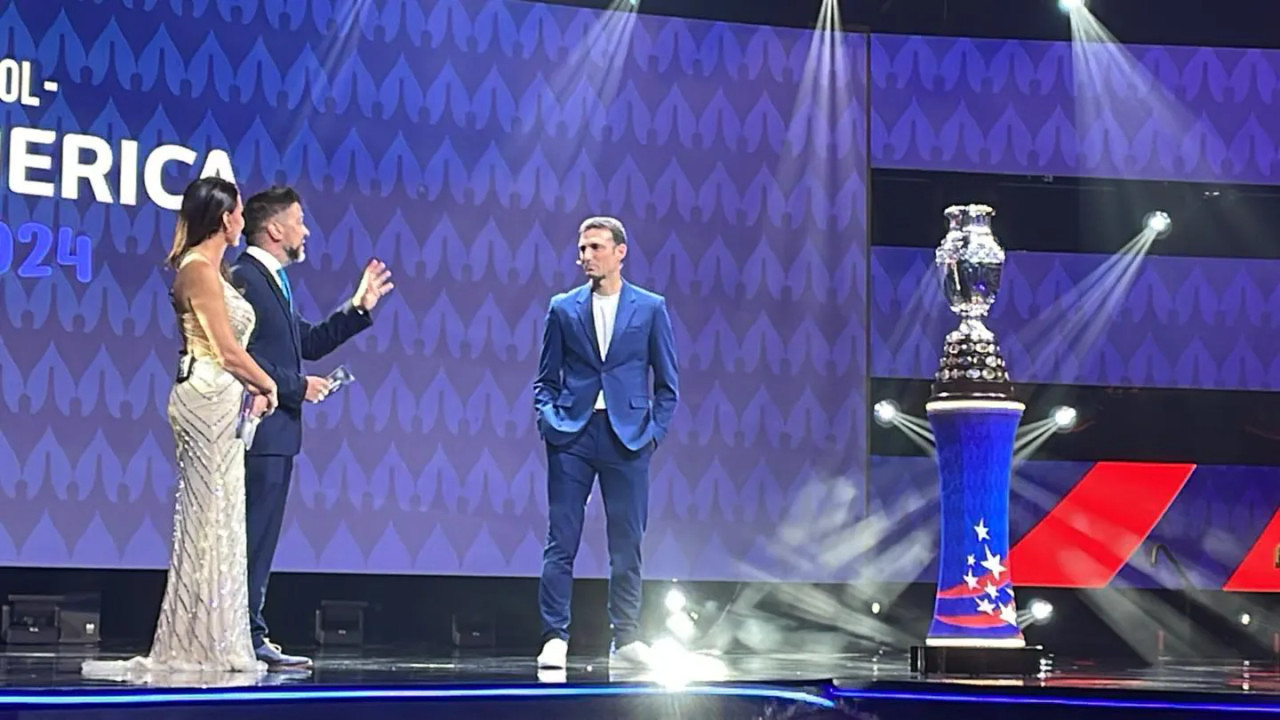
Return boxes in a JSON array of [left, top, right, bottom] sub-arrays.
[[873, 400, 900, 427], [1144, 211, 1173, 238], [1058, 0, 1086, 11]]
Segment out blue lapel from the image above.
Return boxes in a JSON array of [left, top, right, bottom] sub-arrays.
[[576, 282, 638, 368], [574, 285, 600, 367], [241, 253, 300, 352], [606, 282, 638, 366]]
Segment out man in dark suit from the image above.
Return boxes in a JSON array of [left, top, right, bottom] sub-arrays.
[[231, 186, 393, 668], [533, 216, 679, 670]]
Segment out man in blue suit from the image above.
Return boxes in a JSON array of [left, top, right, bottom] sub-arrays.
[[231, 186, 393, 669], [533, 216, 679, 670]]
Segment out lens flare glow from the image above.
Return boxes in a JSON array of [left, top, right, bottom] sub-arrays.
[[1050, 406, 1077, 430], [874, 400, 900, 427], [1144, 211, 1172, 238]]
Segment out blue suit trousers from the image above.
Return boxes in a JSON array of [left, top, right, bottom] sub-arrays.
[[538, 411, 653, 647]]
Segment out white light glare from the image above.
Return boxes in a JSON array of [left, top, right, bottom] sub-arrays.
[[1240, 612, 1252, 626], [1057, 0, 1085, 12], [665, 612, 696, 640], [1029, 599, 1054, 622], [1050, 405, 1077, 430], [873, 400, 899, 427], [1144, 211, 1173, 238], [870, 602, 882, 615], [665, 588, 686, 613]]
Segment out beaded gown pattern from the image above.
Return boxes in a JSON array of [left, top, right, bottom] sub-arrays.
[[83, 255, 265, 681]]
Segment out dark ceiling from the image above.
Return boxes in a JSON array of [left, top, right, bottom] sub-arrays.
[[540, 0, 1280, 50]]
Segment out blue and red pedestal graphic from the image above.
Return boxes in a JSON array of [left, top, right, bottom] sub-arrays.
[[925, 398, 1026, 648]]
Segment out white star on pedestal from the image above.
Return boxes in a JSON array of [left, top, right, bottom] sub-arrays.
[[983, 581, 999, 598], [999, 602, 1018, 627], [980, 545, 1006, 581], [974, 518, 990, 541], [967, 554, 976, 567], [963, 569, 979, 589], [975, 597, 996, 615]]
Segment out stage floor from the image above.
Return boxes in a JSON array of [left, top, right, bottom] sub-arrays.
[[0, 644, 1275, 718]]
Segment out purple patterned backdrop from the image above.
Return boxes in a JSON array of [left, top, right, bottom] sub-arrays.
[[4, 0, 1280, 585], [0, 0, 869, 581], [872, 248, 1280, 389], [871, 35, 1280, 184]]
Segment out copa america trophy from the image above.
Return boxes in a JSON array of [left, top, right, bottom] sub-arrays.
[[911, 204, 1042, 675]]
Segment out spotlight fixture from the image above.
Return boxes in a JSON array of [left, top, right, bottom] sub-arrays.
[[873, 400, 899, 427], [1029, 599, 1054, 624], [1144, 211, 1173, 238], [1057, 0, 1085, 11], [1050, 405, 1077, 431]]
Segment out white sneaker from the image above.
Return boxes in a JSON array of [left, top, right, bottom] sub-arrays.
[[537, 638, 568, 669], [609, 640, 653, 667]]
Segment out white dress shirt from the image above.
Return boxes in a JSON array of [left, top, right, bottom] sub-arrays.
[[246, 245, 286, 292]]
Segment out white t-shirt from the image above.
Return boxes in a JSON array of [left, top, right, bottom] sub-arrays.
[[592, 291, 619, 409]]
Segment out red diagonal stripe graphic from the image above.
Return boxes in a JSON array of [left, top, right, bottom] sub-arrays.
[[1223, 507, 1280, 592], [1010, 462, 1195, 588]]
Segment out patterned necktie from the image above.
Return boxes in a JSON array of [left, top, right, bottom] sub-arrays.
[[276, 268, 292, 307]]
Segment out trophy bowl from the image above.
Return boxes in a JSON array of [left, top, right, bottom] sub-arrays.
[[931, 204, 1014, 400]]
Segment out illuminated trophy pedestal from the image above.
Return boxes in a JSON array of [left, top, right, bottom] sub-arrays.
[[909, 205, 1045, 677]]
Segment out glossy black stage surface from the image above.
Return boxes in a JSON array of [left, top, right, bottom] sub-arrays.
[[0, 644, 1276, 718]]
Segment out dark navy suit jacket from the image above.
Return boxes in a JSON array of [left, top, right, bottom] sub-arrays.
[[231, 252, 372, 457], [534, 280, 679, 452]]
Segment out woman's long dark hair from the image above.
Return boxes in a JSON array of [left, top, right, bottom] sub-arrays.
[[164, 176, 240, 275]]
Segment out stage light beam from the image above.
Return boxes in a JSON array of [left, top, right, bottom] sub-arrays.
[[1058, 0, 1086, 11]]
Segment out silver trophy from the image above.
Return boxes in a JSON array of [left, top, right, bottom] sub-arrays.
[[931, 204, 1013, 399], [327, 365, 356, 391]]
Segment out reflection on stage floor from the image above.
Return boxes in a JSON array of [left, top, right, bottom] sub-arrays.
[[0, 644, 1274, 719]]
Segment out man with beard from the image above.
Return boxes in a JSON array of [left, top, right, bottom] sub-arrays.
[[232, 186, 393, 668]]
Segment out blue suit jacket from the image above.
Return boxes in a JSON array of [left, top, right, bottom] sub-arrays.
[[231, 252, 372, 457], [534, 281, 679, 452]]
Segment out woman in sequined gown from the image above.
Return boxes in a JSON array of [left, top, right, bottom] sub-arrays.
[[82, 177, 279, 682]]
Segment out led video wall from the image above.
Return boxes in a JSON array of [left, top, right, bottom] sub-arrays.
[[0, 0, 869, 582], [2, 1, 1276, 588]]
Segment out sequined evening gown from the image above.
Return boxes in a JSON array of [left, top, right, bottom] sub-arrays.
[[83, 254, 266, 682]]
